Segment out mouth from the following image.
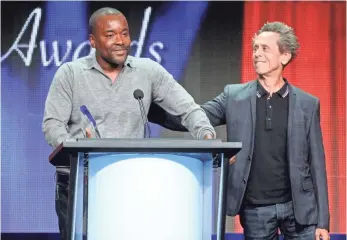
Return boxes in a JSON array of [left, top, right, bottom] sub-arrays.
[[112, 49, 128, 56], [254, 61, 266, 66]]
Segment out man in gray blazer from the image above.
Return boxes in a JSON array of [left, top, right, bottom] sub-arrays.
[[148, 22, 330, 239]]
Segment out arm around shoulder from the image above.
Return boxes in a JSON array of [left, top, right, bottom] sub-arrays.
[[148, 84, 229, 131], [148, 103, 188, 131], [150, 60, 216, 139], [200, 85, 228, 126]]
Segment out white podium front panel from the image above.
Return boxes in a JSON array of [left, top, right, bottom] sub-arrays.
[[87, 153, 213, 240]]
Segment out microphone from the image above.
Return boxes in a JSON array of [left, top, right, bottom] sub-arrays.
[[133, 89, 151, 138], [80, 105, 101, 138]]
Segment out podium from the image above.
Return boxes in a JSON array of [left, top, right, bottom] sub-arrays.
[[49, 138, 241, 240]]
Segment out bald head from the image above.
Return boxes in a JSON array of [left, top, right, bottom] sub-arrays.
[[89, 7, 123, 34], [88, 7, 131, 69]]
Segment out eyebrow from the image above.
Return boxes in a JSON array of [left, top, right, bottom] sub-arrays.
[[104, 28, 129, 32], [253, 43, 270, 48]]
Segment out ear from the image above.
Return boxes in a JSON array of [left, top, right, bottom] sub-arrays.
[[89, 34, 96, 49], [281, 52, 292, 65]]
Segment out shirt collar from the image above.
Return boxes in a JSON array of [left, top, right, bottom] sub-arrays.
[[256, 79, 289, 98], [84, 49, 134, 70]]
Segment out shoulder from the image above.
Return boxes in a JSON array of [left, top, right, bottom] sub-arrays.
[[289, 84, 320, 121], [55, 55, 91, 76], [290, 84, 319, 107], [64, 55, 92, 71], [290, 84, 319, 103], [127, 56, 168, 75], [225, 80, 255, 92], [223, 80, 256, 99], [50, 57, 90, 91], [52, 55, 95, 87]]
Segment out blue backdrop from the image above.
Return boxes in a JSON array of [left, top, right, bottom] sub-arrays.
[[1, 1, 208, 233]]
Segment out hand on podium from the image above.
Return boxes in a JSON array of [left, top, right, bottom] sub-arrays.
[[86, 128, 92, 138], [203, 133, 236, 165], [203, 134, 214, 140]]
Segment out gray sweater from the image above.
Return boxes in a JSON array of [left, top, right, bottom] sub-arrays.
[[43, 53, 216, 148]]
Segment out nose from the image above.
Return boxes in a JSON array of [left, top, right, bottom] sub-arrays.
[[253, 50, 264, 61], [253, 48, 262, 57], [114, 34, 124, 45]]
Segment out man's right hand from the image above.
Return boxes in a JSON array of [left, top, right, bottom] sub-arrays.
[[86, 128, 92, 138]]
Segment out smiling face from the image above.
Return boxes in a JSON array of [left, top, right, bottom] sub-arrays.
[[89, 14, 131, 67], [252, 31, 291, 77]]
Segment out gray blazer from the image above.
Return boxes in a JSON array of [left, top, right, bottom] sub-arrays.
[[148, 80, 330, 230]]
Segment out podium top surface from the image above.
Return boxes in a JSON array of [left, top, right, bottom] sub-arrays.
[[49, 138, 242, 166]]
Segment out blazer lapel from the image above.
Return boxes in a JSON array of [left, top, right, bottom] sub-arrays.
[[287, 84, 297, 161], [249, 80, 257, 151]]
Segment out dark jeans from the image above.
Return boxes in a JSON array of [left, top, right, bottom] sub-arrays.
[[55, 174, 69, 240], [239, 201, 316, 240]]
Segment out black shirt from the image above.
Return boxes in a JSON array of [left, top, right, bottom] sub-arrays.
[[244, 81, 291, 205]]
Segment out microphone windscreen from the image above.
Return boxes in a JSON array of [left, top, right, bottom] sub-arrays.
[[133, 89, 144, 100]]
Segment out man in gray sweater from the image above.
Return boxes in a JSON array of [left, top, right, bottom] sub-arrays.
[[42, 7, 215, 240]]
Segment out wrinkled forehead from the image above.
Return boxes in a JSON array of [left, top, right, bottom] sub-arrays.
[[253, 31, 280, 46]]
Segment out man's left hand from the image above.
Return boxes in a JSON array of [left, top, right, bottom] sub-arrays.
[[315, 228, 330, 240]]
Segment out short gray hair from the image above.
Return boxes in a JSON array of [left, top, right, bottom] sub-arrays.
[[89, 7, 123, 34], [255, 21, 300, 63]]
